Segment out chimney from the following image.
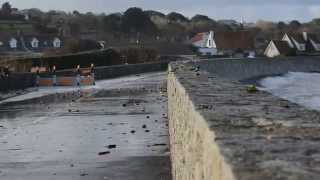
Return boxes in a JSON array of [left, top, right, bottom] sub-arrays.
[[303, 32, 308, 41]]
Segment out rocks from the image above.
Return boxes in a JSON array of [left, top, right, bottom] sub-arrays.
[[107, 145, 117, 149], [130, 130, 136, 134], [80, 172, 88, 176], [98, 151, 110, 155], [304, 149, 319, 156], [142, 124, 147, 129], [153, 143, 167, 146]]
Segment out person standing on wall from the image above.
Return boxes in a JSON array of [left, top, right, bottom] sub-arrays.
[[52, 65, 57, 86], [90, 63, 95, 85], [76, 65, 81, 86]]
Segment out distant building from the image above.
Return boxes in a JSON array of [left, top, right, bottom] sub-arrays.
[[191, 30, 255, 57], [282, 33, 306, 52], [264, 32, 320, 58], [191, 31, 217, 56], [0, 33, 63, 53], [306, 33, 320, 52], [9, 37, 18, 49], [264, 40, 294, 58]]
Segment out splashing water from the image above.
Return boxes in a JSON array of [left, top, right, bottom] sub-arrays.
[[260, 72, 320, 111]]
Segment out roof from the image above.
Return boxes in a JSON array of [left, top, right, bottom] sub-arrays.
[[214, 31, 255, 50], [191, 32, 207, 43], [308, 34, 320, 43], [288, 33, 306, 44], [272, 40, 292, 55]]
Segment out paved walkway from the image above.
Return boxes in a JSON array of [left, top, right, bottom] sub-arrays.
[[0, 72, 171, 180]]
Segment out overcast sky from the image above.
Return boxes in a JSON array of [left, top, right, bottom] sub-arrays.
[[5, 0, 320, 22]]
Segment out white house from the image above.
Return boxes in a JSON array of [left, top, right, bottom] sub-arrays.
[[191, 30, 255, 57], [53, 37, 61, 48], [282, 33, 306, 52], [308, 34, 320, 51], [30, 37, 39, 48], [9, 38, 18, 49], [264, 40, 293, 58], [191, 31, 218, 56]]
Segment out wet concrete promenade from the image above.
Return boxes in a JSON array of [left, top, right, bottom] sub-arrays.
[[0, 72, 171, 180]]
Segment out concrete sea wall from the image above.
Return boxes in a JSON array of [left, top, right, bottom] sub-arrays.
[[168, 67, 234, 180], [0, 73, 35, 92], [0, 61, 168, 92], [168, 60, 320, 180], [196, 57, 320, 81]]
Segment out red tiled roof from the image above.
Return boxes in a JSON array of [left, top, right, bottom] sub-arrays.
[[191, 32, 206, 43]]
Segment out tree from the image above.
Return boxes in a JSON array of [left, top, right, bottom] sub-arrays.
[[191, 15, 213, 23], [121, 7, 156, 35], [256, 20, 276, 31], [189, 14, 217, 35], [68, 21, 81, 36], [72, 10, 81, 16], [289, 20, 301, 29], [277, 21, 286, 30], [1, 2, 12, 15], [103, 13, 121, 33], [167, 12, 189, 23], [144, 10, 165, 18]]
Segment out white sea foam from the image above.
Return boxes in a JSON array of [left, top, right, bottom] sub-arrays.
[[260, 72, 320, 111]]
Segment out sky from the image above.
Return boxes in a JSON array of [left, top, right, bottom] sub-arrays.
[[5, 0, 320, 22]]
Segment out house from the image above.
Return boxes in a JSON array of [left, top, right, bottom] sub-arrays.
[[306, 33, 320, 52], [0, 33, 23, 51], [9, 37, 18, 49], [30, 37, 39, 48], [191, 31, 217, 55], [265, 32, 320, 58], [23, 35, 63, 51], [282, 33, 306, 52], [0, 33, 63, 53], [191, 30, 255, 57], [53, 37, 62, 48], [264, 40, 294, 58]]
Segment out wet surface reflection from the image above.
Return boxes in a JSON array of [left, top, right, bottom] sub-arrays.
[[0, 72, 171, 180]]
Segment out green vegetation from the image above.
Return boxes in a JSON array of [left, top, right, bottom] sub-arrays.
[[246, 85, 259, 93]]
